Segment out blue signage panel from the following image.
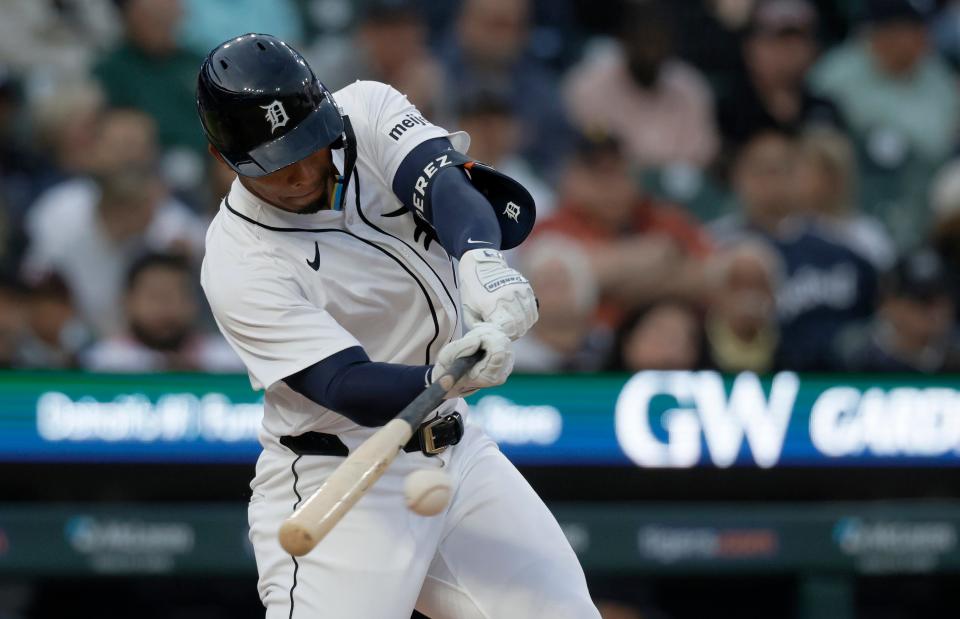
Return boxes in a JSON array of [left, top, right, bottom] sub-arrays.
[[1, 371, 958, 467]]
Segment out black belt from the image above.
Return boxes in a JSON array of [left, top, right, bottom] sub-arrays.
[[280, 412, 464, 458]]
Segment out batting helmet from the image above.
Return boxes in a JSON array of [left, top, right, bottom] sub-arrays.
[[196, 33, 346, 177]]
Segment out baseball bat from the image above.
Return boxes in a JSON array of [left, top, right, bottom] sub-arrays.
[[277, 351, 483, 556]]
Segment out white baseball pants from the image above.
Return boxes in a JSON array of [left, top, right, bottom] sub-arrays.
[[248, 423, 600, 619]]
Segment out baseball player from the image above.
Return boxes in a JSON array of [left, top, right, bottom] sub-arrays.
[[197, 34, 599, 619]]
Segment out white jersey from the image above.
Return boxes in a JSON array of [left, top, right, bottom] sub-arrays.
[[201, 80, 470, 441]]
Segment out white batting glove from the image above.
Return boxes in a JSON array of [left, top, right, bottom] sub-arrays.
[[432, 323, 514, 398], [458, 248, 538, 340]]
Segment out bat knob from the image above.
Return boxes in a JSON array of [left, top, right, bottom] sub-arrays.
[[279, 521, 316, 556]]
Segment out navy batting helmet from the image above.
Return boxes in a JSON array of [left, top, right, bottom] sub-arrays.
[[196, 33, 345, 177]]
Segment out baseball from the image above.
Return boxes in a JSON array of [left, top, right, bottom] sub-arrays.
[[403, 469, 452, 516]]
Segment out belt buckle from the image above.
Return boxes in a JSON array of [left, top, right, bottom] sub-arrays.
[[420, 415, 449, 456]]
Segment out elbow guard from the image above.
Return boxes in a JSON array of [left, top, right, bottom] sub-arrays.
[[402, 148, 537, 250]]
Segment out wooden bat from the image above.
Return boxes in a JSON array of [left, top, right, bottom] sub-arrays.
[[278, 351, 483, 556]]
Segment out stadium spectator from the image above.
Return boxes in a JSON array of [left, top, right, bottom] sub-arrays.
[[513, 236, 610, 372], [665, 0, 748, 96], [83, 253, 242, 372], [0, 0, 119, 83], [93, 0, 206, 158], [564, 0, 719, 169], [609, 299, 704, 372], [15, 274, 91, 369], [809, 0, 960, 250], [711, 129, 797, 241], [711, 129, 878, 370], [703, 238, 783, 373], [537, 134, 710, 326], [811, 0, 958, 161], [309, 0, 448, 121], [794, 128, 895, 270], [29, 79, 105, 182], [24, 106, 168, 258], [439, 0, 570, 174], [0, 276, 25, 369], [835, 248, 960, 372], [0, 69, 55, 273], [455, 88, 555, 219], [717, 0, 844, 151], [22, 165, 204, 337], [178, 0, 304, 58], [24, 107, 202, 267], [929, 158, 960, 314]]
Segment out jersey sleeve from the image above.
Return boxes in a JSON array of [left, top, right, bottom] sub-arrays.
[[341, 81, 469, 189], [201, 255, 361, 391]]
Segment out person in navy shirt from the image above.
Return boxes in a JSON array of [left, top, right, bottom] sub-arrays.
[[712, 128, 877, 370]]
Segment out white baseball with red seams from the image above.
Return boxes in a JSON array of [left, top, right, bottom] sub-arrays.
[[404, 468, 453, 516]]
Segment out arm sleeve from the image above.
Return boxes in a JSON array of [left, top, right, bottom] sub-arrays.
[[202, 256, 361, 390], [392, 137, 502, 258], [283, 346, 433, 427]]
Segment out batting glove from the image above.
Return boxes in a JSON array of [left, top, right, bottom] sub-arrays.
[[458, 248, 538, 340], [433, 323, 514, 398]]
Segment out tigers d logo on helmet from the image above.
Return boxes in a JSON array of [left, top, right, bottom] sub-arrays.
[[261, 100, 290, 133]]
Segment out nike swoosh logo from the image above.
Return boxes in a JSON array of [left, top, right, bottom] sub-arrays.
[[466, 238, 492, 245], [306, 241, 321, 271]]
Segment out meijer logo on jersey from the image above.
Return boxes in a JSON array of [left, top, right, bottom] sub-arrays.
[[615, 371, 960, 468], [388, 112, 431, 141]]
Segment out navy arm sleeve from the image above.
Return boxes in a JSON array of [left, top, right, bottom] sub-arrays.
[[392, 137, 502, 258], [283, 346, 432, 427]]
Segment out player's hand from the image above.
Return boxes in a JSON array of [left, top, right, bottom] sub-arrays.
[[433, 323, 513, 398], [458, 248, 538, 340]]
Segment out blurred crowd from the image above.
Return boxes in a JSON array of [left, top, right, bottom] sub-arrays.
[[0, 0, 959, 377]]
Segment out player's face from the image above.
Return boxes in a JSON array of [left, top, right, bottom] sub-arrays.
[[239, 147, 338, 214]]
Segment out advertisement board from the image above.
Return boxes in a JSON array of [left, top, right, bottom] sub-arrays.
[[1, 502, 958, 576], [2, 371, 959, 467]]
